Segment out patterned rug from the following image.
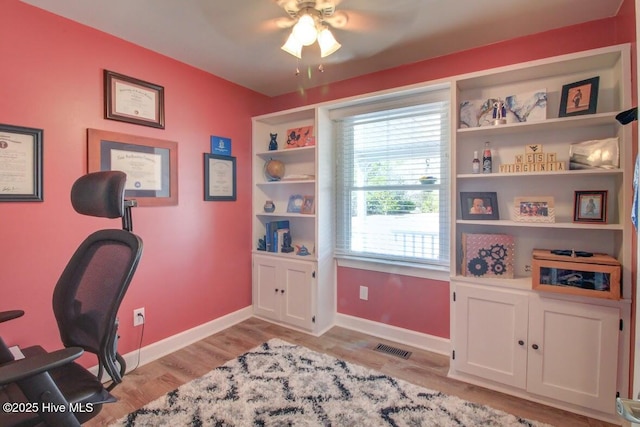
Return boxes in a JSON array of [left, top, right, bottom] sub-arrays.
[[111, 338, 551, 426]]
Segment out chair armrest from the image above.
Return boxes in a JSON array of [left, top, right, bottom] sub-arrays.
[[0, 347, 83, 385], [0, 310, 24, 323]]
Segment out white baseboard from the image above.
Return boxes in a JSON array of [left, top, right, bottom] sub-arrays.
[[90, 306, 253, 377], [334, 313, 450, 356]]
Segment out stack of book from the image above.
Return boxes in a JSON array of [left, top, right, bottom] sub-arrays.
[[265, 220, 290, 253]]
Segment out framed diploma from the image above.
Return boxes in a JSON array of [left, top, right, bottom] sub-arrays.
[[0, 124, 43, 202], [104, 70, 165, 129], [88, 129, 178, 206], [204, 153, 236, 201]]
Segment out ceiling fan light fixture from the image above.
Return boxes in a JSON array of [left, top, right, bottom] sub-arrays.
[[318, 27, 341, 57], [292, 13, 317, 46], [281, 33, 303, 59]]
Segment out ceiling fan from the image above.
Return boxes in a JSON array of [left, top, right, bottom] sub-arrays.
[[274, 0, 349, 58]]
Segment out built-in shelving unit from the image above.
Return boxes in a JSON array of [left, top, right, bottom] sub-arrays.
[[251, 106, 334, 335], [448, 44, 633, 423]]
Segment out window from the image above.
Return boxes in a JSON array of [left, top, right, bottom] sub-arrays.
[[333, 89, 450, 268]]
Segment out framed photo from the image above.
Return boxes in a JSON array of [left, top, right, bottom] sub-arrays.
[[0, 124, 43, 202], [287, 194, 304, 213], [104, 70, 165, 129], [559, 76, 599, 117], [87, 129, 178, 206], [513, 196, 555, 223], [460, 192, 499, 220], [204, 153, 236, 201], [574, 190, 607, 223], [301, 195, 315, 214]]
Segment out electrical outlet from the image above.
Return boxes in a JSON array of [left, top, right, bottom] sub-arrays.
[[359, 286, 368, 301], [133, 307, 145, 326]]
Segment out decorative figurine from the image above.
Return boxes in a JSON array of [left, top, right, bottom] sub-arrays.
[[492, 99, 507, 125], [263, 200, 275, 213], [257, 237, 266, 251], [268, 133, 278, 151], [281, 231, 294, 253], [295, 245, 310, 256]]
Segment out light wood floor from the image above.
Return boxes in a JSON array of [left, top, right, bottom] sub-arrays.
[[87, 317, 617, 426]]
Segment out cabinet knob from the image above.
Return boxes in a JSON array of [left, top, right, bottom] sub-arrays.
[[518, 340, 524, 346], [281, 289, 285, 294], [275, 288, 279, 293], [532, 344, 539, 350]]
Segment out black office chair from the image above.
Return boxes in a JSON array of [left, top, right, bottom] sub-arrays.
[[0, 171, 143, 426]]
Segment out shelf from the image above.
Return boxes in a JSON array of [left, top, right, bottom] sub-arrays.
[[256, 146, 315, 158], [452, 274, 532, 289], [256, 179, 316, 185], [456, 219, 623, 230], [256, 212, 315, 219], [252, 249, 317, 262], [457, 168, 622, 179], [457, 112, 618, 138]]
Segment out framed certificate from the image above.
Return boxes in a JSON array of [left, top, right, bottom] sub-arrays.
[[104, 70, 165, 129], [88, 129, 178, 206], [0, 124, 43, 202], [204, 154, 236, 201]]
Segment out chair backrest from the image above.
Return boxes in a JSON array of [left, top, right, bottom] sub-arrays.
[[52, 171, 143, 384]]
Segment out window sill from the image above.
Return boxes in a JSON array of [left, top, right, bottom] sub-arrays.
[[336, 256, 450, 282]]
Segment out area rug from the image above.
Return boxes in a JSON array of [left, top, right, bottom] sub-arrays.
[[112, 338, 551, 426]]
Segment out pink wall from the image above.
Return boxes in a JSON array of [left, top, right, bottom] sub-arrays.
[[0, 1, 269, 366], [337, 269, 450, 338], [270, 5, 637, 339], [0, 0, 636, 361]]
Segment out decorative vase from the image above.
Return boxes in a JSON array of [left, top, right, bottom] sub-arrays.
[[263, 200, 275, 213]]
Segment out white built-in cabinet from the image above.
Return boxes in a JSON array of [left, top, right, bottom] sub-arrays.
[[449, 44, 633, 423], [251, 107, 334, 335], [453, 283, 619, 415]]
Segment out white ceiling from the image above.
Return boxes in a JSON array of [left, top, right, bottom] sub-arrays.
[[21, 0, 623, 97]]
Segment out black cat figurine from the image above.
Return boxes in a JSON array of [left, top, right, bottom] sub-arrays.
[[268, 133, 278, 151]]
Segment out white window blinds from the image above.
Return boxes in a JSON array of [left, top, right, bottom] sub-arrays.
[[334, 90, 450, 267]]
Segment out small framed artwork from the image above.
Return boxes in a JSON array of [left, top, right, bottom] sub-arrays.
[[285, 126, 315, 149], [574, 190, 607, 223], [0, 123, 43, 202], [513, 196, 555, 223], [559, 76, 599, 117], [104, 70, 165, 129], [204, 153, 236, 201], [287, 194, 304, 213], [460, 192, 499, 220], [301, 195, 315, 214]]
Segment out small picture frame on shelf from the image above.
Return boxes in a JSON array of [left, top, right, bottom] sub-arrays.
[[559, 76, 599, 117], [287, 194, 304, 213], [513, 196, 555, 223], [573, 190, 607, 223], [460, 192, 499, 220], [301, 195, 315, 214]]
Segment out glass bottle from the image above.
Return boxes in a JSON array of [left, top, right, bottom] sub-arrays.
[[472, 151, 480, 174], [482, 142, 492, 174]]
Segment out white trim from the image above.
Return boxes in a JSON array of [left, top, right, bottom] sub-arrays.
[[334, 313, 450, 356], [336, 257, 450, 282], [89, 306, 253, 378]]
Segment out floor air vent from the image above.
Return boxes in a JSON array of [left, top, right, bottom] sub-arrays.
[[373, 343, 411, 359]]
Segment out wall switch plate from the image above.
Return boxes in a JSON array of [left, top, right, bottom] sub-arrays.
[[359, 286, 368, 301]]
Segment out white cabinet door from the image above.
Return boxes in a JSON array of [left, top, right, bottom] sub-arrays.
[[527, 296, 619, 414], [453, 283, 529, 389], [252, 254, 315, 330], [280, 258, 315, 330], [252, 255, 280, 320]]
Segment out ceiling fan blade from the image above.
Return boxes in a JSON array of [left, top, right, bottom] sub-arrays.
[[323, 11, 348, 28], [274, 16, 296, 29]]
